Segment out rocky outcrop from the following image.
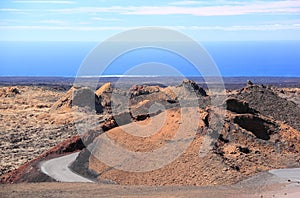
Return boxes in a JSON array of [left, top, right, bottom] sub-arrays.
[[235, 84, 300, 131], [181, 79, 207, 97], [50, 87, 74, 112], [95, 82, 112, 97], [73, 87, 102, 113], [95, 83, 113, 109], [50, 87, 103, 114]]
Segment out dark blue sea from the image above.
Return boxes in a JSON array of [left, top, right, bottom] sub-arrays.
[[0, 41, 299, 77]]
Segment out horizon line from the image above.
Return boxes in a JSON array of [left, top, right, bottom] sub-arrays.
[[1, 75, 300, 78]]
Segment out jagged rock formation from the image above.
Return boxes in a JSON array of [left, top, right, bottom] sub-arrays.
[[234, 84, 300, 130], [181, 79, 208, 97]]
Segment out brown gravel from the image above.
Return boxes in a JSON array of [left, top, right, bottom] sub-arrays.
[[0, 86, 78, 175]]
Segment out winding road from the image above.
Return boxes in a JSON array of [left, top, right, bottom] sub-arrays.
[[40, 152, 94, 183], [40, 152, 300, 186]]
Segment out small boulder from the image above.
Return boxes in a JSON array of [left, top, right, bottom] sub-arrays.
[[73, 87, 102, 113], [51, 87, 103, 113]]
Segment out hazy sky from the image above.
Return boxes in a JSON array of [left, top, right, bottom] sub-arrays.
[[1, 0, 300, 41]]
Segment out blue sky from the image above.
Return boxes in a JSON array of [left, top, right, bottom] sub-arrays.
[[1, 0, 300, 41]]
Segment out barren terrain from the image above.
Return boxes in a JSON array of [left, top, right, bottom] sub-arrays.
[[1, 181, 299, 198], [0, 77, 300, 196], [0, 86, 77, 175]]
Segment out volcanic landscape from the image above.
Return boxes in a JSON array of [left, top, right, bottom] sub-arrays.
[[0, 77, 300, 197]]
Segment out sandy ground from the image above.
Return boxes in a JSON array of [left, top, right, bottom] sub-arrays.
[[0, 181, 299, 198]]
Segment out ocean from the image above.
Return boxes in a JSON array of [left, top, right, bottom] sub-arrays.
[[0, 41, 299, 77]]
